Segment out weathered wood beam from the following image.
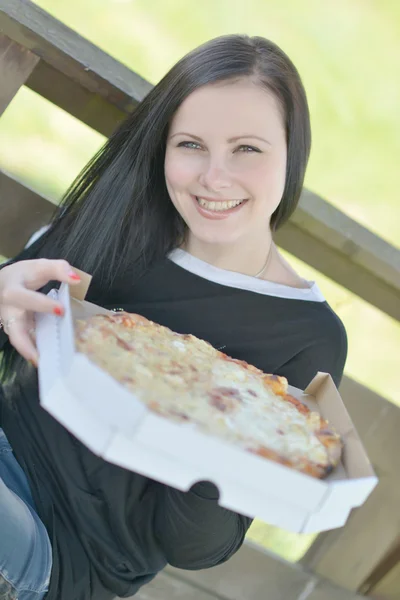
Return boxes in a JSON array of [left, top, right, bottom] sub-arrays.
[[27, 60, 124, 137], [0, 0, 152, 126], [166, 542, 318, 600], [0, 169, 55, 256], [0, 33, 39, 115], [165, 540, 365, 600], [135, 570, 222, 600], [359, 537, 400, 596], [367, 562, 400, 599], [301, 377, 400, 592], [133, 558, 366, 600], [275, 190, 400, 321]]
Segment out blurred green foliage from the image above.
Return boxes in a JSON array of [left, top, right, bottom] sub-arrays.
[[0, 0, 399, 562]]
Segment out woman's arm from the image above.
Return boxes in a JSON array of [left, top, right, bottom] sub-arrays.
[[154, 480, 252, 570]]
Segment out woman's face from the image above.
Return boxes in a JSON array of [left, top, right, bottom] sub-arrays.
[[164, 78, 287, 248]]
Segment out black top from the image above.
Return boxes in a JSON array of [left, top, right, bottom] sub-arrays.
[[0, 254, 347, 600]]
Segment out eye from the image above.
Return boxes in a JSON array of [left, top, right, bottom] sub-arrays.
[[177, 141, 202, 150], [236, 145, 261, 153]]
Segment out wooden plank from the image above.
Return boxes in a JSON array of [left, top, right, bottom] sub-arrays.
[[165, 541, 367, 600], [0, 33, 39, 115], [26, 60, 124, 136], [133, 570, 221, 600], [339, 377, 398, 458], [301, 378, 400, 592], [358, 537, 400, 596], [367, 561, 400, 599], [275, 190, 400, 321], [130, 565, 365, 600], [0, 0, 152, 117], [131, 558, 368, 600], [0, 169, 55, 256], [165, 541, 315, 600], [306, 580, 365, 600]]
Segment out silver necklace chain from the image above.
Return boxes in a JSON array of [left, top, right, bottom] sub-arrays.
[[254, 242, 274, 279]]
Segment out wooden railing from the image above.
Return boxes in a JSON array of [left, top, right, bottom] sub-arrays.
[[1, 1, 400, 598]]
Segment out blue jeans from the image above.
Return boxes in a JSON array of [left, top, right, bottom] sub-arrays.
[[0, 428, 52, 599]]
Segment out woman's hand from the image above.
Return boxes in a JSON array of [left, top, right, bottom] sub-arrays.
[[0, 259, 81, 366]]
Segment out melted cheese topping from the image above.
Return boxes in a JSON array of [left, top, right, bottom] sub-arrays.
[[75, 316, 329, 469]]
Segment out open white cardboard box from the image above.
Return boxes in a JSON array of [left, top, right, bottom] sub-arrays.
[[35, 275, 378, 534]]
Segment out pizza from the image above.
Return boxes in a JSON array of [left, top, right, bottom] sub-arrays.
[[74, 312, 342, 479]]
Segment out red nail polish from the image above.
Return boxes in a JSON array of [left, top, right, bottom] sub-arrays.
[[53, 306, 64, 316], [69, 272, 81, 281]]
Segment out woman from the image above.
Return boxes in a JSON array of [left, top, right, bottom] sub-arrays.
[[0, 35, 347, 600]]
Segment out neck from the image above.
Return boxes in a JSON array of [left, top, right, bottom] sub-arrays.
[[183, 232, 274, 277]]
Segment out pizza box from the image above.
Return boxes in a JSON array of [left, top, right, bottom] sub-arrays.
[[35, 274, 378, 534]]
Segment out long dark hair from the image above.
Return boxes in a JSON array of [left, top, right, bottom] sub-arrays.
[[1, 34, 311, 379]]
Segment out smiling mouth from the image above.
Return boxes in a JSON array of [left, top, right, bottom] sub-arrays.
[[195, 196, 247, 212]]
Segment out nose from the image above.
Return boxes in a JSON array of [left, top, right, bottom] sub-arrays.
[[199, 161, 232, 191]]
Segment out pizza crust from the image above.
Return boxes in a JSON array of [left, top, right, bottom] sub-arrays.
[[75, 312, 343, 479]]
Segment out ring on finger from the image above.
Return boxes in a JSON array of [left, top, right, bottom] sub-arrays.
[[0, 316, 19, 335]]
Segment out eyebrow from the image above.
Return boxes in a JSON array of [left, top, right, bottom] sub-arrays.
[[169, 132, 272, 146]]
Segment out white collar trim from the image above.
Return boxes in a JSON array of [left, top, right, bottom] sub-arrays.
[[168, 249, 325, 303]]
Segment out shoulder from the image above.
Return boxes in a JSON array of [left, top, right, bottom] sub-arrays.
[[300, 299, 347, 361], [314, 302, 347, 348], [275, 301, 348, 390]]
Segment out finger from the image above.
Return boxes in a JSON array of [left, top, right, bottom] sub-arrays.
[[20, 259, 81, 290], [26, 312, 36, 341], [6, 316, 39, 364], [1, 286, 66, 315], [1, 258, 77, 289]]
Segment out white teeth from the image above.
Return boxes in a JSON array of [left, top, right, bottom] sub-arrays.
[[197, 197, 244, 211]]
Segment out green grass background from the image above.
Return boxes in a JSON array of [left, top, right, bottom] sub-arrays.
[[1, 0, 399, 561]]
